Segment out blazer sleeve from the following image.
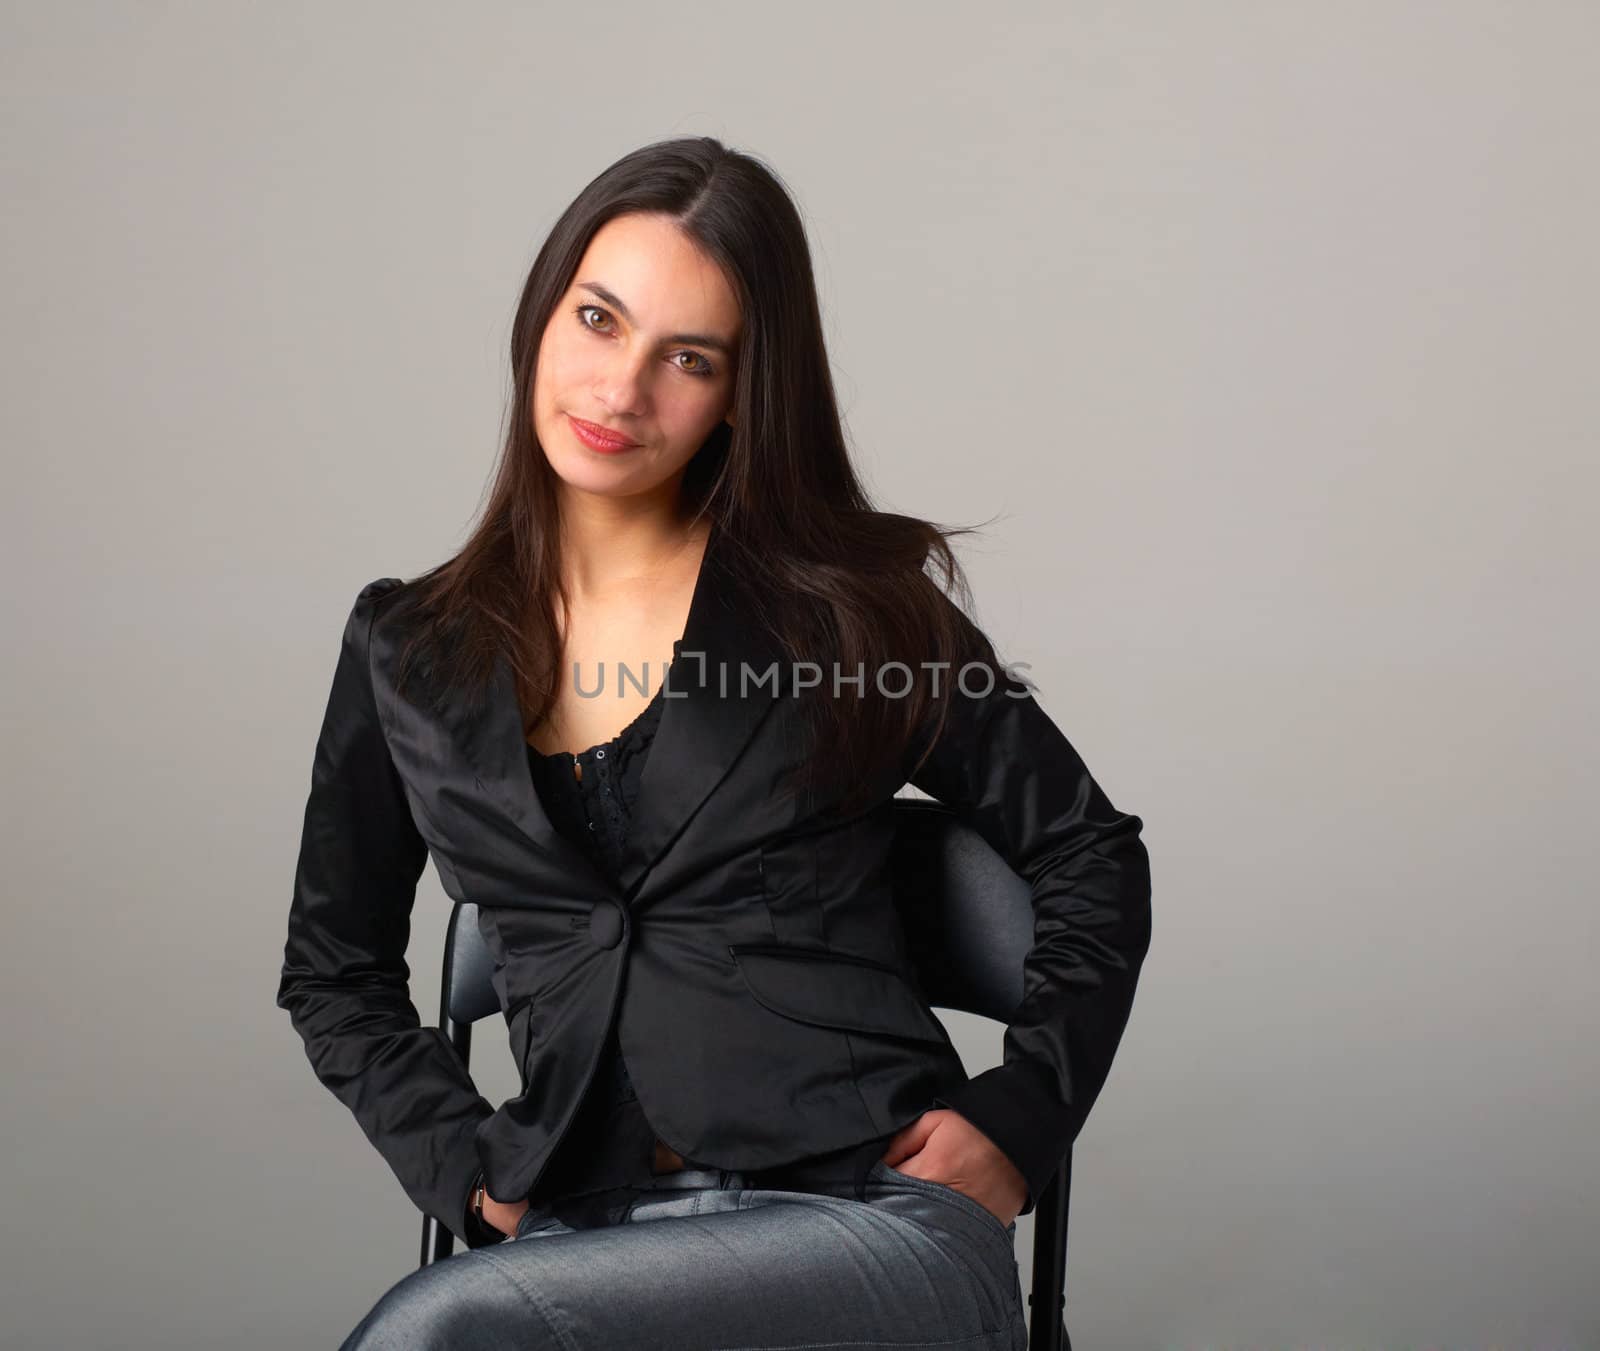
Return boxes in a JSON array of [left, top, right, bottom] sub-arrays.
[[275, 577, 501, 1248], [906, 603, 1153, 1216]]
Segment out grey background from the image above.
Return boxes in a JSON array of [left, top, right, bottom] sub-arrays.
[[4, 3, 1595, 1348]]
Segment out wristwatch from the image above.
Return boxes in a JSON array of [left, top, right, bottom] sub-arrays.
[[466, 1173, 506, 1244]]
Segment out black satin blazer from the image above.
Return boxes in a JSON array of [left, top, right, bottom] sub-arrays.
[[276, 532, 1153, 1246]]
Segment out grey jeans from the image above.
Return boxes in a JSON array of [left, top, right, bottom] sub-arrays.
[[340, 1159, 1027, 1350]]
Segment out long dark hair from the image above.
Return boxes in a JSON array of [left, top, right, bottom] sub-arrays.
[[392, 135, 1001, 816]]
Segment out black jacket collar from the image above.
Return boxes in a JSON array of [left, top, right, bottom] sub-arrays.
[[433, 525, 790, 902]]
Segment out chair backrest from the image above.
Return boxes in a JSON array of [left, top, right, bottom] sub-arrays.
[[423, 796, 1074, 1351]]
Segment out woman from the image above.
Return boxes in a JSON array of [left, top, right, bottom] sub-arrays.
[[278, 136, 1152, 1351]]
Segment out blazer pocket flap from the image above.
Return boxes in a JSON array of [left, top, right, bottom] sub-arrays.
[[729, 944, 950, 1044]]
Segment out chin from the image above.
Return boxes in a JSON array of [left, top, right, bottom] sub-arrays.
[[550, 458, 631, 492]]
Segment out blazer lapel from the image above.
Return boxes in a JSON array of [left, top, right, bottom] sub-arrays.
[[458, 525, 789, 904], [451, 650, 610, 898], [616, 530, 788, 899]]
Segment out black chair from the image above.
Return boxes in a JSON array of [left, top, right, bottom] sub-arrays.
[[421, 796, 1076, 1351]]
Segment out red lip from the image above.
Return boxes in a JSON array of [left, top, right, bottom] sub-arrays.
[[567, 413, 641, 452]]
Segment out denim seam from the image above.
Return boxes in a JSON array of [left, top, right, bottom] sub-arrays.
[[476, 1248, 584, 1351]]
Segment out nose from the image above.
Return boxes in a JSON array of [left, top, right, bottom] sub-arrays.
[[592, 348, 651, 418]]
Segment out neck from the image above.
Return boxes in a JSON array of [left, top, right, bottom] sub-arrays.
[[555, 488, 712, 600]]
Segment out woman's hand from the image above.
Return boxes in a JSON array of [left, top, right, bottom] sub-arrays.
[[481, 1193, 532, 1239], [880, 1108, 1028, 1229]]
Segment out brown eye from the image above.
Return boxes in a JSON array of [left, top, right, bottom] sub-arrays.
[[574, 303, 612, 332], [675, 351, 716, 379]]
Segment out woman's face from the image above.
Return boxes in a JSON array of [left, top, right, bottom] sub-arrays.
[[532, 212, 742, 505]]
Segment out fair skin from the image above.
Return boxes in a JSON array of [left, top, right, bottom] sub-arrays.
[[478, 210, 1027, 1238], [523, 211, 733, 756]]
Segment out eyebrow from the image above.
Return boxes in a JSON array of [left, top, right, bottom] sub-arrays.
[[575, 282, 738, 357]]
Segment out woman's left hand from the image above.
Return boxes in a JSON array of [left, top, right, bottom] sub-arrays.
[[879, 1108, 1028, 1229]]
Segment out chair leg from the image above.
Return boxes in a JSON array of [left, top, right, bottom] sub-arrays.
[[420, 1214, 454, 1268], [1027, 1294, 1068, 1351], [420, 923, 471, 1271], [1026, 1161, 1072, 1351]]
